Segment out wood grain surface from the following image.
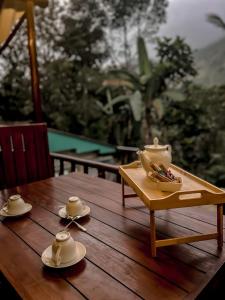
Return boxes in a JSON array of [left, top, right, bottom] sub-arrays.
[[1, 172, 225, 299]]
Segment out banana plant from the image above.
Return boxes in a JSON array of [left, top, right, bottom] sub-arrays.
[[98, 36, 195, 145]]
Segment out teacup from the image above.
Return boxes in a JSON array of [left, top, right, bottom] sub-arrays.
[[52, 231, 76, 266], [5, 194, 26, 214], [66, 196, 84, 217]]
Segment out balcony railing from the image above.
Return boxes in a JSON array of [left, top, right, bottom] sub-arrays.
[[50, 152, 120, 183]]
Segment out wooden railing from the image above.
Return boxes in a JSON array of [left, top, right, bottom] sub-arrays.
[[50, 152, 120, 183], [116, 145, 138, 164]]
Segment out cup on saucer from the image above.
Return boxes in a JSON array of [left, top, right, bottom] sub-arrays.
[[66, 196, 84, 217], [5, 194, 26, 215], [52, 231, 76, 266]]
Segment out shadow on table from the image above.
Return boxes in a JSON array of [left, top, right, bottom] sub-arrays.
[[0, 272, 21, 300], [197, 262, 225, 299], [42, 258, 87, 278]]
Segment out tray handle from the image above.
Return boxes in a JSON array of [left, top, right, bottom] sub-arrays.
[[120, 161, 141, 169], [165, 189, 225, 202]]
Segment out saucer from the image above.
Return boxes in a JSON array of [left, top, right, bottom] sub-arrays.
[[58, 205, 90, 219], [0, 203, 32, 217], [41, 242, 86, 268]]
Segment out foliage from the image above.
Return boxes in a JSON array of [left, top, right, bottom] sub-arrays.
[[159, 83, 225, 186], [98, 36, 196, 145], [0, 0, 110, 138], [59, 0, 108, 67], [104, 0, 168, 66]]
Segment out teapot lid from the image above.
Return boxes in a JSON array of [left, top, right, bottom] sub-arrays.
[[144, 137, 168, 151]]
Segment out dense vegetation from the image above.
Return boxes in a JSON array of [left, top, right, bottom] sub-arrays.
[[0, 0, 225, 186]]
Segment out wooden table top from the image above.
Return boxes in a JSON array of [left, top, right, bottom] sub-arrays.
[[1, 172, 225, 300]]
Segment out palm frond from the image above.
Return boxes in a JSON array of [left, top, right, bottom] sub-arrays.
[[207, 14, 225, 30]]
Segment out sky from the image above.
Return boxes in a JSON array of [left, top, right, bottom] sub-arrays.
[[159, 0, 225, 50]]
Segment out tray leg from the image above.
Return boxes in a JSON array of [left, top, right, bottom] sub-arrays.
[[150, 210, 157, 257], [217, 204, 223, 249], [122, 178, 125, 207]]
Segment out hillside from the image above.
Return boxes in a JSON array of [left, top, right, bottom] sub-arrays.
[[194, 36, 225, 86]]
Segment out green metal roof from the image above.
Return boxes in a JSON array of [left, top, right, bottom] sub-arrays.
[[48, 130, 115, 155]]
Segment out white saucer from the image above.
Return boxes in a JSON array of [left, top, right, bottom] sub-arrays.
[[58, 205, 90, 219], [0, 203, 32, 217], [41, 242, 86, 268]]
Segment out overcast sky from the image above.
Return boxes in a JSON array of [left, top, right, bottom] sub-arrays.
[[159, 0, 225, 49]]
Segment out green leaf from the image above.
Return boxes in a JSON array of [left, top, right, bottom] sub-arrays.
[[163, 89, 185, 102], [129, 91, 143, 121], [137, 36, 152, 77], [153, 98, 164, 119], [102, 79, 135, 90]]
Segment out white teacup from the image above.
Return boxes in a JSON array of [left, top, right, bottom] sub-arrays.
[[52, 231, 76, 266], [66, 196, 84, 217], [5, 194, 26, 214]]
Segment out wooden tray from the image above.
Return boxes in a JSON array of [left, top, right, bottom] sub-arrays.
[[119, 161, 225, 210]]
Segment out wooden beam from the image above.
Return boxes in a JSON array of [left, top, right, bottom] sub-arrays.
[[150, 210, 156, 257], [0, 14, 26, 55], [217, 204, 223, 249], [26, 0, 42, 122], [155, 233, 218, 248]]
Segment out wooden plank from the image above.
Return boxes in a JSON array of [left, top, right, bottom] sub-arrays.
[[3, 187, 206, 294], [12, 128, 28, 185], [4, 213, 183, 300], [23, 125, 39, 182], [0, 127, 17, 188], [41, 176, 225, 260], [26, 177, 225, 257], [0, 224, 84, 300], [69, 174, 222, 230], [2, 185, 220, 275], [3, 175, 225, 299], [33, 124, 52, 179], [57, 175, 225, 241]]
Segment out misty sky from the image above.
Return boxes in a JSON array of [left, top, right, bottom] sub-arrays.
[[159, 0, 225, 49]]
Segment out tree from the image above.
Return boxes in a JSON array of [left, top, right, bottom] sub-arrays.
[[0, 0, 65, 122], [0, 0, 110, 139], [40, 0, 110, 135], [59, 0, 108, 68], [103, 0, 168, 67]]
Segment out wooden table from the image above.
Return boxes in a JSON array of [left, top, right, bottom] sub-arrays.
[[120, 161, 225, 258], [1, 173, 225, 299]]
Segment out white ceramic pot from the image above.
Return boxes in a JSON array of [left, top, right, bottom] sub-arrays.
[[144, 137, 172, 168]]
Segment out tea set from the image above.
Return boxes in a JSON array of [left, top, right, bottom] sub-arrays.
[[0, 193, 89, 268], [137, 137, 182, 192]]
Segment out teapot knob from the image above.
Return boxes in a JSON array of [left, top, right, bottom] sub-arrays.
[[153, 137, 159, 147]]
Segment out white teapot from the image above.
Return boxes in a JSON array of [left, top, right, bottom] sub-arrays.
[[137, 137, 172, 173]]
